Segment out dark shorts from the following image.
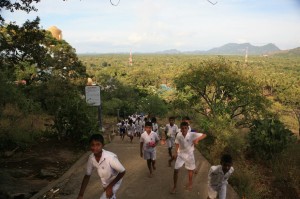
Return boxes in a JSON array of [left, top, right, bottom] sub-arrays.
[[120, 128, 126, 135]]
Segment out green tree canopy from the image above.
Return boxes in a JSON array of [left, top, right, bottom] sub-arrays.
[[0, 18, 48, 76], [0, 0, 40, 22], [247, 118, 296, 159], [137, 95, 168, 117], [277, 83, 300, 135], [0, 18, 86, 81], [174, 57, 270, 127]]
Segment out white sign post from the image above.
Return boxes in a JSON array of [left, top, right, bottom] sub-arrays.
[[85, 86, 102, 130], [85, 86, 101, 106]]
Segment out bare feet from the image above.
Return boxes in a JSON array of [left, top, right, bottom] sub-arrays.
[[184, 184, 192, 191], [148, 173, 154, 178], [168, 159, 172, 167], [170, 187, 176, 194]]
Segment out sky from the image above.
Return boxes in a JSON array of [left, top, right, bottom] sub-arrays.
[[2, 0, 300, 53]]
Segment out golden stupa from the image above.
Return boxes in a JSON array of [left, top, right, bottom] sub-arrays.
[[48, 26, 63, 40]]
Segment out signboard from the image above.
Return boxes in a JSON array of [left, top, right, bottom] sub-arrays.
[[85, 86, 101, 106]]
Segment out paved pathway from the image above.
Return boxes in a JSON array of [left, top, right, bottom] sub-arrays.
[[32, 135, 240, 199]]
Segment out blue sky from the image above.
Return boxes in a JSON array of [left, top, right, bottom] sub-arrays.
[[3, 0, 300, 53]]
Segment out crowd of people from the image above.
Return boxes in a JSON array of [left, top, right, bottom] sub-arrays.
[[116, 114, 160, 142], [77, 115, 234, 199]]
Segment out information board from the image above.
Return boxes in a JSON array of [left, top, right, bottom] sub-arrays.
[[85, 86, 101, 106]]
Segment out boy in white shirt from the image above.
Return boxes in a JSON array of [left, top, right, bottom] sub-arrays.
[[126, 120, 135, 143], [77, 134, 125, 199], [116, 120, 122, 136], [135, 117, 143, 138], [151, 117, 159, 138], [119, 121, 127, 141], [140, 121, 160, 178], [182, 116, 192, 132], [207, 154, 234, 199], [165, 116, 178, 166], [171, 121, 207, 194]]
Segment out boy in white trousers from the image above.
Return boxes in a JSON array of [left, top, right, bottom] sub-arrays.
[[165, 116, 178, 166], [208, 154, 234, 199], [171, 121, 207, 193]]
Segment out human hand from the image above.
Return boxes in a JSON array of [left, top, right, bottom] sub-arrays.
[[193, 140, 199, 145], [173, 153, 177, 159]]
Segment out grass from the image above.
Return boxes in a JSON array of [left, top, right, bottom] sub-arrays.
[[230, 162, 267, 199], [194, 115, 300, 199], [270, 143, 300, 198], [0, 104, 51, 150]]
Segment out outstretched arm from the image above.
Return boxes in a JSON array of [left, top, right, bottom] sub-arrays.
[[77, 174, 90, 199], [194, 133, 207, 145]]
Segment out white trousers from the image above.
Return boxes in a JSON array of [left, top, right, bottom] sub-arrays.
[[166, 137, 175, 148], [208, 184, 227, 199], [100, 180, 122, 199]]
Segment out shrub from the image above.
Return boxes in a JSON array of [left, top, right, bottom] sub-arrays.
[[270, 143, 300, 198], [230, 163, 267, 199], [247, 118, 296, 160], [137, 95, 168, 117], [0, 105, 46, 150], [27, 77, 98, 141], [52, 93, 98, 141], [102, 98, 123, 116], [197, 116, 246, 164]]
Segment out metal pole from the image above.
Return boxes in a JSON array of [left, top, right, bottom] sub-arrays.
[[98, 105, 102, 131], [117, 109, 120, 121]]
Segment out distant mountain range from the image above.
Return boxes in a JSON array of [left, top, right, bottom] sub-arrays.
[[79, 43, 300, 56], [272, 47, 300, 56], [156, 43, 281, 55]]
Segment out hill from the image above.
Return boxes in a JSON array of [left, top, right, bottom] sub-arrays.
[[155, 49, 181, 54], [155, 43, 280, 55], [273, 47, 300, 57], [205, 43, 280, 55]]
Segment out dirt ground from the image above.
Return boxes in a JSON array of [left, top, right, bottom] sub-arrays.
[[0, 124, 240, 199], [0, 137, 85, 199], [31, 135, 239, 199]]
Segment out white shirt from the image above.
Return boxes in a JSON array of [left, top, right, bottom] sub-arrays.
[[152, 123, 159, 133], [165, 124, 178, 138], [208, 165, 234, 187], [140, 131, 160, 152], [135, 120, 143, 131], [120, 124, 126, 130], [86, 149, 125, 188], [116, 122, 122, 127], [127, 124, 136, 133], [175, 131, 203, 154]]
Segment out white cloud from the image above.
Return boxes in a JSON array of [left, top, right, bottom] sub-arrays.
[[2, 0, 300, 53]]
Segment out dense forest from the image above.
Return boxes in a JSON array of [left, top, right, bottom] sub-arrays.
[[81, 53, 300, 198], [0, 1, 299, 198], [81, 53, 300, 133]]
